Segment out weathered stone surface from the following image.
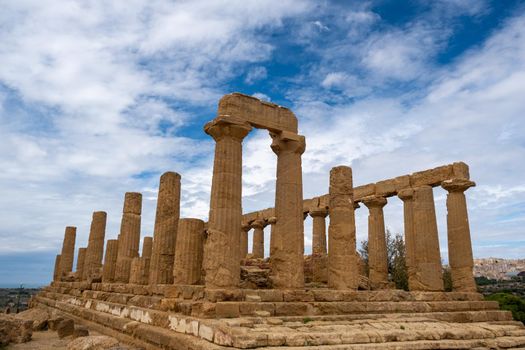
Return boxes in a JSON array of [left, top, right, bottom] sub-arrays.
[[75, 248, 87, 281], [251, 219, 265, 259], [53, 254, 62, 281], [149, 171, 181, 285], [67, 335, 120, 350], [114, 192, 142, 283], [60, 226, 77, 278], [270, 131, 306, 289], [442, 179, 476, 292], [83, 211, 107, 280], [57, 318, 75, 338], [203, 117, 252, 288], [73, 325, 89, 338], [328, 166, 358, 289], [0, 313, 32, 346], [174, 218, 205, 285], [14, 306, 50, 331], [48, 316, 64, 331], [102, 239, 118, 283], [362, 195, 389, 289], [309, 207, 328, 283]]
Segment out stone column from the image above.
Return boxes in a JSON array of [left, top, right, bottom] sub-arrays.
[[328, 166, 359, 290], [251, 219, 266, 259], [267, 216, 277, 257], [412, 185, 444, 291], [115, 192, 142, 283], [83, 211, 107, 280], [240, 223, 250, 260], [53, 254, 62, 281], [76, 248, 87, 280], [174, 218, 205, 285], [142, 236, 153, 258], [442, 179, 476, 292], [59, 226, 76, 277], [149, 172, 181, 285], [310, 208, 328, 283], [398, 189, 418, 290], [102, 239, 119, 283], [270, 131, 306, 289], [362, 195, 389, 289], [202, 117, 251, 288]]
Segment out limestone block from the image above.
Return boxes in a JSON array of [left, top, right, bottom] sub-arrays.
[[410, 165, 453, 187], [216, 303, 240, 318], [0, 314, 32, 345], [452, 161, 470, 179], [56, 318, 74, 338], [375, 179, 397, 196], [217, 92, 298, 133], [354, 184, 375, 200], [67, 335, 120, 350]]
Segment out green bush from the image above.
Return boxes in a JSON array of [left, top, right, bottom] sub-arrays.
[[486, 293, 525, 324]]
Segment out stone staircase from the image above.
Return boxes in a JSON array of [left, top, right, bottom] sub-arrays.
[[32, 282, 525, 349]]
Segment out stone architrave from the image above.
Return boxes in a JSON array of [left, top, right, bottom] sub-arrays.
[[412, 185, 444, 291], [251, 219, 266, 259], [240, 223, 250, 260], [327, 166, 359, 290], [102, 240, 119, 283], [149, 172, 181, 285], [309, 207, 328, 283], [362, 195, 389, 289], [114, 192, 142, 283], [202, 117, 252, 288], [59, 226, 76, 277], [174, 219, 205, 285], [270, 131, 306, 289], [53, 254, 62, 281], [398, 189, 418, 290], [83, 211, 107, 280], [75, 248, 87, 280], [442, 179, 477, 292]]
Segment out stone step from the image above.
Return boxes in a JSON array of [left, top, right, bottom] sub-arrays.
[[39, 289, 508, 322], [34, 294, 525, 350]]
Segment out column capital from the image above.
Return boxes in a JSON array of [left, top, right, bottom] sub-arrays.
[[267, 216, 277, 225], [204, 116, 252, 142], [251, 219, 266, 229], [241, 222, 251, 232], [362, 195, 387, 209], [441, 179, 476, 193], [397, 188, 414, 201], [270, 131, 306, 156], [309, 207, 328, 218]]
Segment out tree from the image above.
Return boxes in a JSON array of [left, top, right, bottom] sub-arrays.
[[359, 230, 409, 290]]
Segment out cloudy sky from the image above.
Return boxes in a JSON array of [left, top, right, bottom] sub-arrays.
[[0, 0, 524, 286]]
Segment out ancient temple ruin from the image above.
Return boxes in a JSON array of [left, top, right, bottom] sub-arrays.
[[34, 93, 525, 349]]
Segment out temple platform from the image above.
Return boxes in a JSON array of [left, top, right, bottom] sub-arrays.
[[33, 282, 525, 349]]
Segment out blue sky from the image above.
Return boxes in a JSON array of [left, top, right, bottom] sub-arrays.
[[0, 0, 524, 287]]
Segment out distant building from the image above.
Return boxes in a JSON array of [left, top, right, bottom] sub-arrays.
[[473, 258, 525, 280]]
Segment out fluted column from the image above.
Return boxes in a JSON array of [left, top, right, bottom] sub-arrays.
[[240, 223, 250, 260], [83, 211, 107, 280], [53, 254, 62, 282], [149, 172, 181, 285], [442, 179, 476, 292], [362, 195, 389, 289], [76, 248, 87, 280], [102, 239, 119, 283], [251, 219, 266, 259], [270, 131, 306, 289], [202, 117, 252, 288], [142, 236, 153, 258], [413, 185, 444, 291], [310, 208, 328, 283], [59, 226, 76, 277], [174, 219, 205, 285], [268, 216, 277, 257], [398, 189, 417, 290], [328, 166, 358, 289], [115, 192, 142, 283]]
